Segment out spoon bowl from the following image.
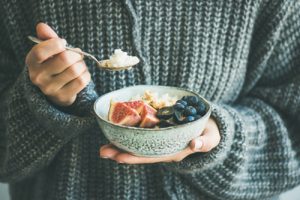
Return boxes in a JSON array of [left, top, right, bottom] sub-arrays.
[[99, 59, 137, 71]]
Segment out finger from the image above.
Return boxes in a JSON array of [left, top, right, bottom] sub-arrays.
[[42, 49, 84, 75], [46, 70, 90, 106], [113, 152, 170, 164], [189, 118, 221, 152], [99, 144, 121, 159], [206, 118, 218, 130], [60, 69, 91, 96], [36, 22, 58, 40], [189, 137, 204, 152], [40, 61, 87, 95], [50, 70, 90, 104], [100, 142, 195, 164], [190, 129, 220, 153], [27, 67, 52, 87], [114, 146, 195, 164], [27, 38, 66, 64], [52, 60, 87, 88]]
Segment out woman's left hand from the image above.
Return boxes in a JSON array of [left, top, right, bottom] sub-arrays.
[[99, 118, 221, 164]]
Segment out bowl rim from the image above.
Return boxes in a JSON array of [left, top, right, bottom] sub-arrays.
[[93, 85, 212, 131]]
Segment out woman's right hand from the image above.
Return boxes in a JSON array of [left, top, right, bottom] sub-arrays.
[[26, 22, 91, 106]]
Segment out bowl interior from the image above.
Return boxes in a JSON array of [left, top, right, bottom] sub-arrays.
[[94, 85, 209, 124]]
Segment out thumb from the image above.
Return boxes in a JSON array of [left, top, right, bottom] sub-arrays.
[[189, 118, 221, 153], [189, 131, 219, 153], [189, 137, 204, 152], [36, 22, 59, 40]]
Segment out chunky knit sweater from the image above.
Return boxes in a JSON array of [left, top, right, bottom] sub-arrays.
[[0, 0, 300, 200]]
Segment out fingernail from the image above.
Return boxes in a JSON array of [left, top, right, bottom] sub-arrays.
[[101, 156, 109, 159], [194, 138, 203, 151]]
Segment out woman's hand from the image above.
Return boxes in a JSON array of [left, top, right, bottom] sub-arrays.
[[99, 118, 221, 164], [26, 22, 91, 106]]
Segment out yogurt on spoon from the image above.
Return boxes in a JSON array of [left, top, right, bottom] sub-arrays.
[[101, 49, 140, 69]]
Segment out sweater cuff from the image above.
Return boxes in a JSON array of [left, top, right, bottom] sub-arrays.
[[21, 67, 98, 140], [55, 81, 99, 117], [162, 103, 235, 174]]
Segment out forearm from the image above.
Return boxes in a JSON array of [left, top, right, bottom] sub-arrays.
[[161, 97, 300, 199], [0, 68, 98, 182]]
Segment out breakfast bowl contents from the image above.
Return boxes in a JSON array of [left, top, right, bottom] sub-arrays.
[[100, 49, 140, 69], [94, 85, 211, 157], [108, 100, 159, 128]]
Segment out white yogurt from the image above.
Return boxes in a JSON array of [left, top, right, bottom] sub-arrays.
[[106, 49, 139, 68]]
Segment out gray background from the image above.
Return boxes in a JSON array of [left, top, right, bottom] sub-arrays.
[[1, 183, 300, 199]]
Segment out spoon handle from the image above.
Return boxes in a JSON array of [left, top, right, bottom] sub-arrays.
[[28, 35, 76, 50], [27, 36, 99, 62]]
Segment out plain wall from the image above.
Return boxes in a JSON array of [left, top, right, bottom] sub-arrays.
[[0, 183, 9, 200]]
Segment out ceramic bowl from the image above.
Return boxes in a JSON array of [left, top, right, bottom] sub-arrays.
[[93, 85, 211, 157]]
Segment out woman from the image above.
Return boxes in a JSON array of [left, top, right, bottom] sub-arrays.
[[0, 0, 300, 199]]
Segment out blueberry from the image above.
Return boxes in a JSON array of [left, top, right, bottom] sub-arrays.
[[181, 96, 189, 101], [184, 116, 195, 123], [157, 106, 174, 119], [174, 103, 185, 111], [196, 100, 206, 107], [185, 96, 199, 106], [184, 106, 197, 116], [195, 102, 206, 116], [176, 100, 188, 107]]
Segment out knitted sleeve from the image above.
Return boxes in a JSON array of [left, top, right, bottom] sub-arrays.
[[0, 23, 98, 182], [162, 2, 300, 199]]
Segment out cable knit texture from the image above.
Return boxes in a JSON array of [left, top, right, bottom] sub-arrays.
[[0, 0, 300, 200]]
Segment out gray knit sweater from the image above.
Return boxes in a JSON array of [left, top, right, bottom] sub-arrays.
[[0, 0, 300, 199]]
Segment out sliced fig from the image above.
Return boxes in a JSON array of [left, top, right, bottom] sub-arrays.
[[139, 114, 160, 128], [139, 104, 159, 128], [123, 100, 145, 114], [108, 102, 141, 126], [143, 103, 157, 115]]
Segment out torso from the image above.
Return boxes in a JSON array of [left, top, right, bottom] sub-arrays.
[[1, 0, 263, 199]]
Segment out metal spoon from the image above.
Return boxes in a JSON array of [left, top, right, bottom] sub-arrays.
[[27, 36, 139, 71]]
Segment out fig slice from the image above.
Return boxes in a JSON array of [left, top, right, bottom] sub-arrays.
[[139, 104, 159, 128], [123, 100, 145, 114], [108, 102, 141, 126]]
